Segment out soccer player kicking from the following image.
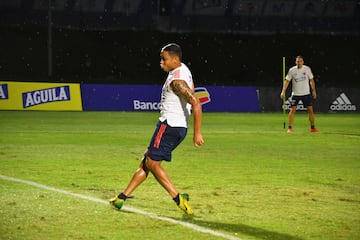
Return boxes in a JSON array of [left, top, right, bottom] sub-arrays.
[[110, 43, 204, 214], [280, 55, 320, 133]]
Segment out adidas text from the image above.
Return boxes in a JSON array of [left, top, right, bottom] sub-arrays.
[[330, 104, 356, 111]]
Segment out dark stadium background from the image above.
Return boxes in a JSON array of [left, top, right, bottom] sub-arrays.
[[1, 0, 359, 88]]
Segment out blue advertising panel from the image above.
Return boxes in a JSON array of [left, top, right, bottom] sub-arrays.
[[81, 84, 259, 112], [81, 84, 162, 111], [200, 86, 259, 112]]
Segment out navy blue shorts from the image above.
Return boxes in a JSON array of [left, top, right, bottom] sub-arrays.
[[145, 121, 187, 162], [290, 94, 312, 107]]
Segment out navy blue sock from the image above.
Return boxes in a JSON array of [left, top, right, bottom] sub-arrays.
[[118, 192, 127, 200], [173, 193, 180, 205]]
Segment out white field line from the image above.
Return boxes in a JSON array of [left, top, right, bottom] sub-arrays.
[[0, 174, 242, 240]]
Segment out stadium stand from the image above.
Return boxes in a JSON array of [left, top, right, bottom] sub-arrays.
[[0, 0, 359, 87]]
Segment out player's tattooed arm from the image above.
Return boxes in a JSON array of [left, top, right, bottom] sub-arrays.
[[171, 79, 204, 147], [170, 80, 199, 105]]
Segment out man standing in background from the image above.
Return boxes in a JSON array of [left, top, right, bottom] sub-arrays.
[[280, 55, 319, 133]]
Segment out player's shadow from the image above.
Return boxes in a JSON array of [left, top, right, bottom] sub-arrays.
[[183, 217, 304, 240]]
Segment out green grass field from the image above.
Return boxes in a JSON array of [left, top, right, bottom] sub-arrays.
[[0, 111, 359, 240]]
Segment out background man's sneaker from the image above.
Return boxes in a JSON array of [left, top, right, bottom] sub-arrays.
[[287, 128, 293, 133], [310, 128, 320, 133]]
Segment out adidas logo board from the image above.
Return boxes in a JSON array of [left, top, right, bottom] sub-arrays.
[[330, 93, 356, 111]]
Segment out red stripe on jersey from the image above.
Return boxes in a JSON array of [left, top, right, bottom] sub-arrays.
[[154, 123, 167, 148], [173, 69, 180, 79]]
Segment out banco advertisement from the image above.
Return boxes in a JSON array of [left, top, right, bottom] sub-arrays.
[[81, 84, 259, 112]]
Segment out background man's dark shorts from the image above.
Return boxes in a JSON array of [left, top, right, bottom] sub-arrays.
[[290, 94, 312, 107]]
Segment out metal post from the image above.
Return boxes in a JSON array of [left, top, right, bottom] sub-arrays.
[[48, 0, 52, 80]]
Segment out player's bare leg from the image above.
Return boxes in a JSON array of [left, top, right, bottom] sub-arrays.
[[307, 106, 315, 126], [145, 156, 193, 214], [111, 156, 193, 214], [123, 160, 149, 197], [287, 106, 296, 132], [110, 160, 149, 209], [307, 106, 319, 132], [145, 156, 178, 198]]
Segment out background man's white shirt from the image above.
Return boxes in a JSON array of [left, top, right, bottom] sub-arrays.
[[285, 65, 314, 96]]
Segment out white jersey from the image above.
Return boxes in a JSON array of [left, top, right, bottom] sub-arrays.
[[285, 65, 314, 96], [159, 63, 193, 127]]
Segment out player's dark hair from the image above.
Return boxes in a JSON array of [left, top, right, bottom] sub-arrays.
[[296, 55, 304, 60], [161, 43, 182, 60]]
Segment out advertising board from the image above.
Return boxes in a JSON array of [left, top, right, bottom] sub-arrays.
[[0, 81, 83, 111], [81, 84, 260, 112]]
